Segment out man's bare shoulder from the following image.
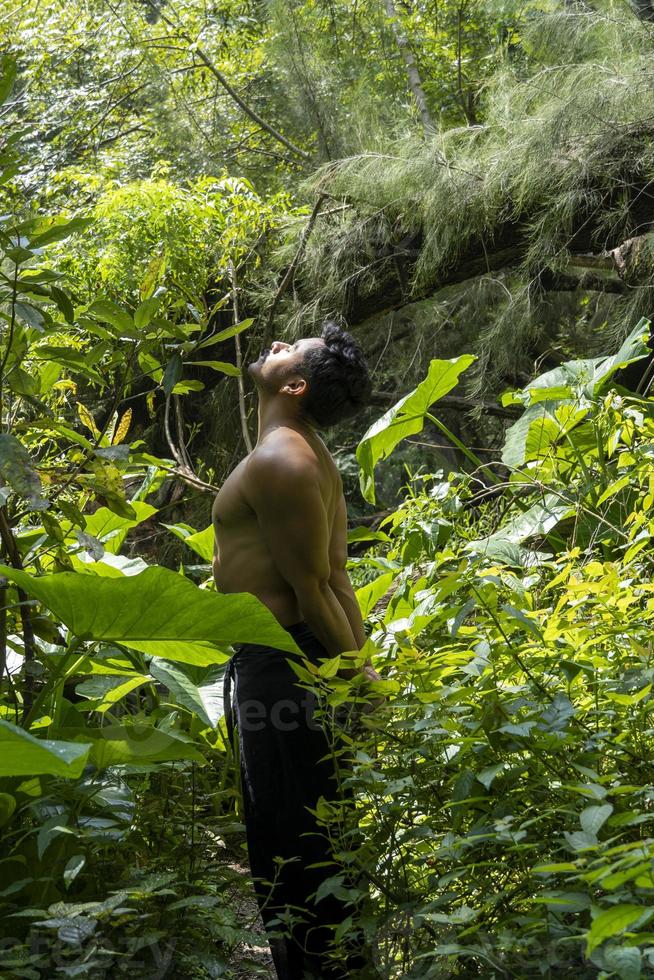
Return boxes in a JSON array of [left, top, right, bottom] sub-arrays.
[[245, 431, 321, 490]]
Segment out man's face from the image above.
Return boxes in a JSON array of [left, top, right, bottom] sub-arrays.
[[248, 337, 324, 392]]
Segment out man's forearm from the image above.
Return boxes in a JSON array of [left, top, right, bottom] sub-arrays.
[[329, 569, 366, 649], [295, 581, 358, 658]]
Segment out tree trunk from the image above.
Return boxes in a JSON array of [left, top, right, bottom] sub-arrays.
[[383, 0, 434, 131]]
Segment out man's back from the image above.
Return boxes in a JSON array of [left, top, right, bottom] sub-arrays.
[[212, 425, 344, 627]]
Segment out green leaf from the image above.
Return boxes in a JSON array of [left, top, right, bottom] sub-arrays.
[[203, 317, 254, 346], [63, 855, 86, 889], [163, 353, 183, 396], [0, 564, 301, 666], [466, 494, 573, 553], [603, 947, 642, 980], [356, 355, 475, 504], [49, 285, 75, 324], [28, 217, 93, 248], [7, 365, 40, 397], [149, 659, 225, 727], [14, 300, 45, 331], [356, 571, 396, 618], [82, 502, 157, 555], [501, 319, 650, 467], [501, 402, 588, 468], [88, 300, 135, 336], [172, 379, 204, 394], [0, 432, 48, 510], [76, 723, 205, 768], [75, 674, 151, 712], [139, 252, 167, 300], [163, 523, 214, 561], [581, 804, 613, 836], [186, 360, 240, 376], [0, 792, 16, 827], [134, 296, 162, 330], [0, 719, 91, 778], [586, 904, 652, 955], [347, 526, 391, 544], [0, 55, 17, 105]]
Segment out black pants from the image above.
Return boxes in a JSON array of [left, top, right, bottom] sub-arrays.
[[224, 621, 369, 979]]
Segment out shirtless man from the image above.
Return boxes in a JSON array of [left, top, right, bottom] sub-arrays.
[[212, 321, 379, 979]]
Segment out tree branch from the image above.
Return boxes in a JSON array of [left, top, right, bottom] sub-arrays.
[[228, 263, 254, 453], [146, 2, 310, 161], [264, 194, 326, 339]]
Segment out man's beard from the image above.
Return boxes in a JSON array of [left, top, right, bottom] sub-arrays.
[[246, 347, 270, 377]]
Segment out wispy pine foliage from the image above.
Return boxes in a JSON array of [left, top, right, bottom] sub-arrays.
[[273, 6, 654, 394]]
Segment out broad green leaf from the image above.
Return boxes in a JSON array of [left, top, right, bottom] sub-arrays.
[[88, 300, 135, 336], [37, 814, 78, 860], [63, 855, 86, 889], [163, 353, 183, 396], [14, 300, 45, 331], [186, 360, 240, 376], [356, 355, 475, 503], [81, 502, 157, 555], [0, 792, 16, 827], [347, 526, 391, 544], [74, 723, 205, 768], [163, 523, 214, 562], [606, 683, 652, 706], [0, 564, 301, 666], [596, 475, 631, 507], [70, 553, 149, 577], [586, 904, 652, 955], [356, 571, 396, 618], [7, 365, 40, 397], [134, 296, 161, 330], [0, 55, 17, 105], [149, 659, 225, 728], [580, 804, 613, 836], [28, 217, 92, 248], [602, 947, 642, 980], [0, 719, 91, 778], [466, 494, 573, 554], [502, 402, 587, 468], [0, 432, 48, 511], [49, 285, 74, 323], [139, 253, 167, 300], [501, 319, 650, 467], [75, 674, 151, 712], [172, 379, 204, 394], [201, 317, 254, 346]]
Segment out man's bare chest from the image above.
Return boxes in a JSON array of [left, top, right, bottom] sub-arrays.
[[212, 459, 253, 529]]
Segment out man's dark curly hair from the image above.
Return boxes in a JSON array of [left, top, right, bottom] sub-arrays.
[[299, 321, 372, 429]]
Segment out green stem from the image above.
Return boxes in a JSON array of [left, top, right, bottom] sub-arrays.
[[425, 412, 501, 485], [23, 639, 85, 730]]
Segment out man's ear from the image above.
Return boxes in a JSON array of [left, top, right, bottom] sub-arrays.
[[281, 377, 307, 397]]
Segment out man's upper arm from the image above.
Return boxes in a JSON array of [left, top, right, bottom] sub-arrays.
[[245, 453, 331, 594]]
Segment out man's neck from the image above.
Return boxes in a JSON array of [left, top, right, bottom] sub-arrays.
[[255, 394, 316, 447]]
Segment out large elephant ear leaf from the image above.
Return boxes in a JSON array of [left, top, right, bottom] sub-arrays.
[[0, 564, 301, 666], [149, 660, 225, 728], [501, 318, 651, 468], [0, 719, 91, 778], [356, 355, 475, 505]]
